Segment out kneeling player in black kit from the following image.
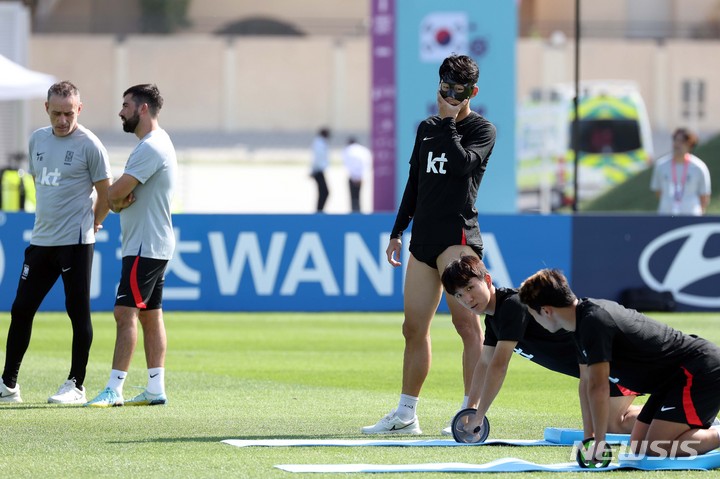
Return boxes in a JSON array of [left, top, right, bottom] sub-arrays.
[[519, 268, 720, 461], [441, 256, 640, 437]]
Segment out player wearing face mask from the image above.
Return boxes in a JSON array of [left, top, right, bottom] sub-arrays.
[[401, 72, 495, 252], [363, 55, 497, 436]]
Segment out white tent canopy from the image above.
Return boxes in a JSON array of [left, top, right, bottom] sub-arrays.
[[0, 54, 56, 101]]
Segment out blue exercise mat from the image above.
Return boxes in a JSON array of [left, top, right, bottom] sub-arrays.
[[543, 427, 631, 445], [618, 451, 720, 471], [275, 450, 720, 473]]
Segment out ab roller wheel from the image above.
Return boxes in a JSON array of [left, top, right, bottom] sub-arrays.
[[576, 437, 613, 469], [451, 408, 490, 444]]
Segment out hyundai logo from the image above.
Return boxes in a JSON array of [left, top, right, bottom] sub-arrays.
[[638, 224, 720, 308]]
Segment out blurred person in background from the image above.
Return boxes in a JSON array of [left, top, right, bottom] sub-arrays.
[[0, 152, 35, 212], [362, 54, 496, 435], [341, 137, 371, 213], [651, 127, 711, 216], [310, 127, 331, 213], [0, 81, 111, 405]]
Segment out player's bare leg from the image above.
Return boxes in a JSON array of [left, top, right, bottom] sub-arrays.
[[400, 255, 443, 397], [608, 395, 640, 434]]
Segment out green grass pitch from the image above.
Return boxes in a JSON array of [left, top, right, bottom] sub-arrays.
[[0, 311, 718, 478]]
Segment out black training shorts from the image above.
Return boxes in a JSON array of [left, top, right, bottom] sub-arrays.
[[115, 256, 168, 310], [410, 243, 484, 269], [637, 367, 720, 428]]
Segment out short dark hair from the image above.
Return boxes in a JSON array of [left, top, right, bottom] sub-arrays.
[[518, 269, 576, 313], [673, 127, 699, 149], [441, 255, 488, 295], [438, 55, 479, 85], [123, 84, 164, 117], [47, 81, 79, 101]]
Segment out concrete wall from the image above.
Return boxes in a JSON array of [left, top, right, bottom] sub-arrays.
[[27, 34, 720, 141], [524, 0, 720, 37], [34, 0, 720, 37], [29, 34, 369, 135], [186, 0, 369, 33]]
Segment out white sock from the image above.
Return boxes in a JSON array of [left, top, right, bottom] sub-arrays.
[[106, 369, 127, 395], [146, 367, 165, 395], [396, 394, 419, 421], [461, 396, 469, 409]]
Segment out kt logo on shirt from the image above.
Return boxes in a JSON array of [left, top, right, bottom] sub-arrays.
[[38, 167, 61, 186], [426, 151, 448, 174]]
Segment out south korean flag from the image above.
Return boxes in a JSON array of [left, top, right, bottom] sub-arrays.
[[419, 12, 469, 62]]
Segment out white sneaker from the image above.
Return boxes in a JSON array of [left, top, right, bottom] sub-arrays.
[[441, 418, 453, 436], [361, 409, 422, 435], [84, 387, 123, 408], [48, 379, 86, 404], [0, 378, 22, 403], [442, 408, 466, 435]]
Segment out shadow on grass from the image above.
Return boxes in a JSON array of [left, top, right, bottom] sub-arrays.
[[0, 403, 85, 410], [110, 434, 365, 444]]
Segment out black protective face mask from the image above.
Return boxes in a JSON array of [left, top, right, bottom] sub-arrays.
[[438, 76, 475, 101]]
